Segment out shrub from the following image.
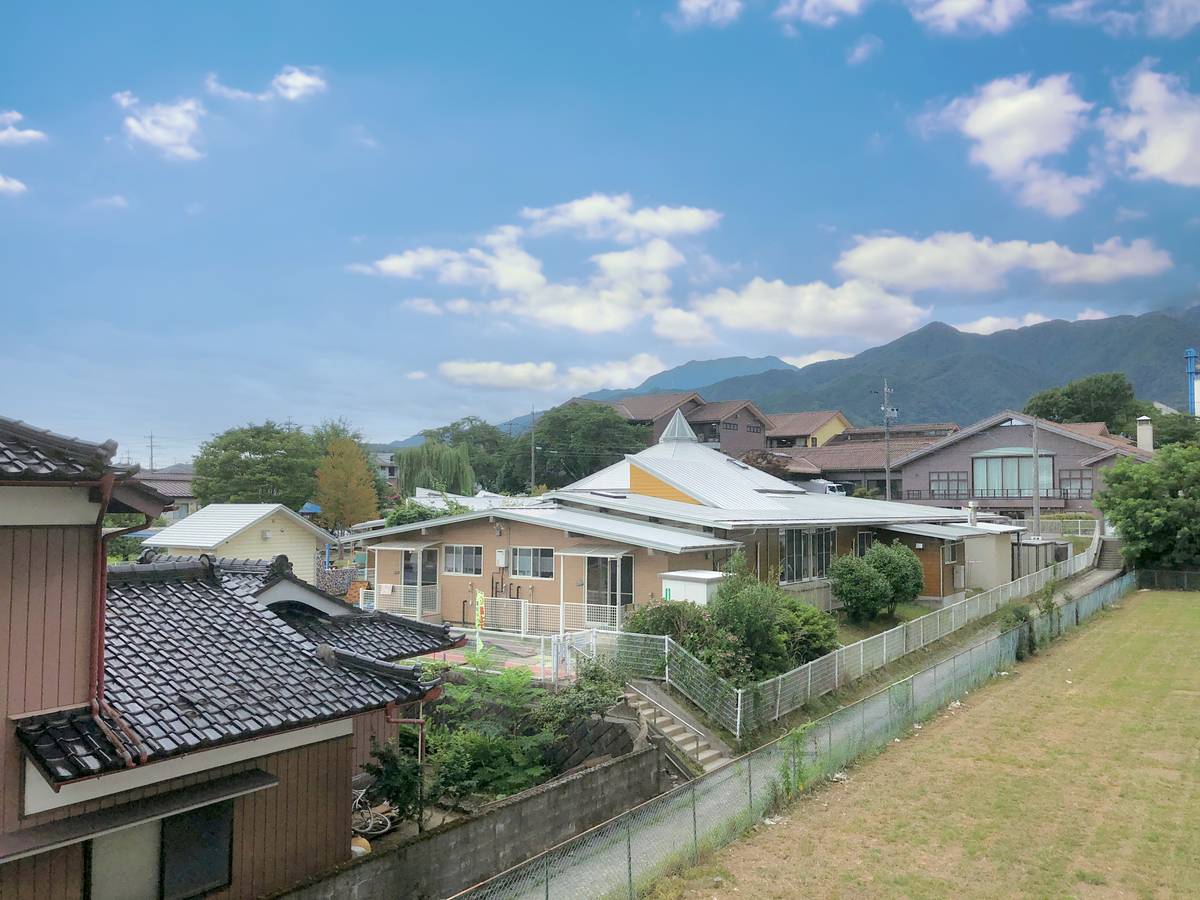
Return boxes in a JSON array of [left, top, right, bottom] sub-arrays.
[[427, 728, 551, 800], [624, 600, 711, 643], [709, 579, 792, 679], [863, 541, 924, 615], [362, 736, 425, 823], [530, 661, 624, 734], [777, 595, 840, 664], [830, 554, 892, 622]]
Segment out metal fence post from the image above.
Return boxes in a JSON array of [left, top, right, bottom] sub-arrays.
[[626, 818, 634, 900], [691, 780, 699, 864], [544, 852, 551, 900], [664, 635, 670, 685], [775, 676, 782, 720], [746, 756, 753, 815], [735, 689, 743, 741]]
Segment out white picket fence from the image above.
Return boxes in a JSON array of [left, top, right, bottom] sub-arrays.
[[359, 583, 440, 617]]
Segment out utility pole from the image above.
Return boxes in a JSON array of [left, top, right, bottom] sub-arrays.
[[1031, 415, 1041, 538], [145, 432, 155, 471], [880, 379, 897, 500], [529, 405, 536, 494]]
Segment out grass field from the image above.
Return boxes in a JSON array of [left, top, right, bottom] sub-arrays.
[[836, 601, 928, 645], [654, 591, 1200, 899]]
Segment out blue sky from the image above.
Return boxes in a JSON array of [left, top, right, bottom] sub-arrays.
[[3, 1, 1198, 466]]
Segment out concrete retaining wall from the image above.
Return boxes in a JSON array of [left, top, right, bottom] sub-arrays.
[[277, 744, 660, 900]]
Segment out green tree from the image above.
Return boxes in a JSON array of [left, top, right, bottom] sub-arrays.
[[1024, 372, 1140, 433], [1095, 444, 1200, 568], [830, 554, 892, 622], [863, 540, 924, 615], [393, 442, 476, 497], [420, 417, 512, 492], [494, 404, 649, 493], [315, 437, 380, 531], [1145, 411, 1200, 448], [193, 421, 321, 510]]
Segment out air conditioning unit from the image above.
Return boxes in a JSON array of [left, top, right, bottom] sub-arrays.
[[495, 548, 507, 568]]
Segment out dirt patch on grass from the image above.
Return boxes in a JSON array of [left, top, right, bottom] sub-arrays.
[[656, 592, 1200, 899]]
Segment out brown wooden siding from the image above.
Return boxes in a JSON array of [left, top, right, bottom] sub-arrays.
[[350, 708, 400, 771], [0, 733, 356, 900], [1, 527, 96, 840]]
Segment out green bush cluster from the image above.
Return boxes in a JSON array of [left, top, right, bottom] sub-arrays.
[[830, 540, 924, 622], [626, 552, 839, 684], [367, 652, 625, 818]]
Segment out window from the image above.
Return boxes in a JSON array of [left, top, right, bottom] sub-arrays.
[[942, 541, 962, 565], [444, 544, 484, 575], [1060, 469, 1093, 498], [779, 527, 835, 584], [512, 547, 554, 579], [722, 421, 739, 431], [971, 453, 1052, 498], [746, 424, 763, 433], [856, 530, 874, 556], [929, 471, 968, 499], [88, 801, 233, 900], [810, 437, 817, 447]]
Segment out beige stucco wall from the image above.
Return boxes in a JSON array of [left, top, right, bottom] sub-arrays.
[[964, 532, 1013, 592], [365, 518, 721, 624], [167, 512, 325, 583]]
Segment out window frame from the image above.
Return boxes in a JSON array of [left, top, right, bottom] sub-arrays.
[[722, 421, 739, 431], [928, 470, 968, 499], [778, 527, 836, 585], [1059, 468, 1093, 499], [942, 541, 962, 565], [443, 544, 484, 576], [511, 546, 555, 580]]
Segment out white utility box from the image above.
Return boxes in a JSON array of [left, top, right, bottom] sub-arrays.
[[660, 570, 726, 606]]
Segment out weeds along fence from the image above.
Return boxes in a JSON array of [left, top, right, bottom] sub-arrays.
[[451, 571, 1136, 900], [579, 523, 1102, 739], [1136, 569, 1200, 591]]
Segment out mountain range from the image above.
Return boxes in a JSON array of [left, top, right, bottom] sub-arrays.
[[379, 308, 1200, 446]]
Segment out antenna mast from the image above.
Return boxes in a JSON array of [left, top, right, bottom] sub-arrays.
[[881, 379, 897, 500]]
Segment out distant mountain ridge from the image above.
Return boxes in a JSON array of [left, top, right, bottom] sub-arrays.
[[375, 309, 1200, 445]]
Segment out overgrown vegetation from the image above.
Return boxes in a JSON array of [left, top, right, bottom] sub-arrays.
[[366, 652, 625, 821], [830, 540, 925, 622], [1096, 444, 1200, 569], [626, 553, 839, 685]]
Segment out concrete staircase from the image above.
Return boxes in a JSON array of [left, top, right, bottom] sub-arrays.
[[622, 688, 731, 773], [1098, 538, 1125, 570]]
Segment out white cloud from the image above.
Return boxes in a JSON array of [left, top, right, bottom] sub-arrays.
[[438, 353, 665, 393], [113, 92, 205, 161], [90, 194, 129, 209], [1048, 0, 1141, 34], [402, 297, 444, 315], [846, 35, 883, 65], [783, 350, 854, 367], [205, 66, 328, 103], [905, 0, 1030, 33], [837, 232, 1172, 291], [925, 73, 1098, 215], [521, 193, 721, 243], [693, 278, 929, 341], [955, 312, 1050, 334], [1144, 0, 1200, 35], [652, 308, 716, 344], [1101, 67, 1200, 188], [0, 110, 47, 146], [775, 0, 870, 27], [676, 0, 744, 27], [1116, 206, 1147, 221], [405, 370, 429, 381], [955, 306, 1111, 334], [0, 173, 27, 195]]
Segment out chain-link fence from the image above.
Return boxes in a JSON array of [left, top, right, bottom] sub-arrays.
[[1136, 569, 1200, 591], [451, 570, 1135, 900]]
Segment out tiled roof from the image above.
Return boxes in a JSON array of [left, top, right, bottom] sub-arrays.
[[573, 392, 701, 422], [834, 422, 959, 441], [0, 415, 118, 480], [765, 411, 843, 437], [744, 438, 939, 475], [133, 475, 195, 498], [684, 400, 756, 422], [15, 558, 439, 785]]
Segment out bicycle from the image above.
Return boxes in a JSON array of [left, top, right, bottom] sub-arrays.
[[351, 786, 397, 837]]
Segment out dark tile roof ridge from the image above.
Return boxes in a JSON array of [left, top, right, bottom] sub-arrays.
[[109, 559, 214, 582], [0, 414, 118, 461], [372, 610, 457, 639], [327, 647, 433, 685]]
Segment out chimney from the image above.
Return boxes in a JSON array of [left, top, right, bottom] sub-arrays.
[[967, 500, 978, 527], [1136, 415, 1153, 452]]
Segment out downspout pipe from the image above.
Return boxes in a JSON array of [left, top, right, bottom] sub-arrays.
[[90, 474, 155, 767]]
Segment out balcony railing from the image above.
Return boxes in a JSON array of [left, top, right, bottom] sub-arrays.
[[359, 583, 440, 618], [904, 488, 1091, 502]]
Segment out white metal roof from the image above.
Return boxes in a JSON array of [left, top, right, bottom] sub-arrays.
[[555, 545, 632, 558], [369, 540, 442, 551], [346, 504, 739, 555], [660, 570, 726, 583], [882, 522, 995, 540], [143, 503, 335, 549]]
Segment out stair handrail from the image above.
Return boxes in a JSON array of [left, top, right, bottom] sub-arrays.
[[625, 682, 708, 765]]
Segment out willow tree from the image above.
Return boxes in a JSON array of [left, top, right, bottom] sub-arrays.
[[393, 442, 476, 497]]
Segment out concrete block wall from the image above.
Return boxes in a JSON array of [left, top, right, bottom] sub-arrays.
[[277, 745, 660, 900]]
